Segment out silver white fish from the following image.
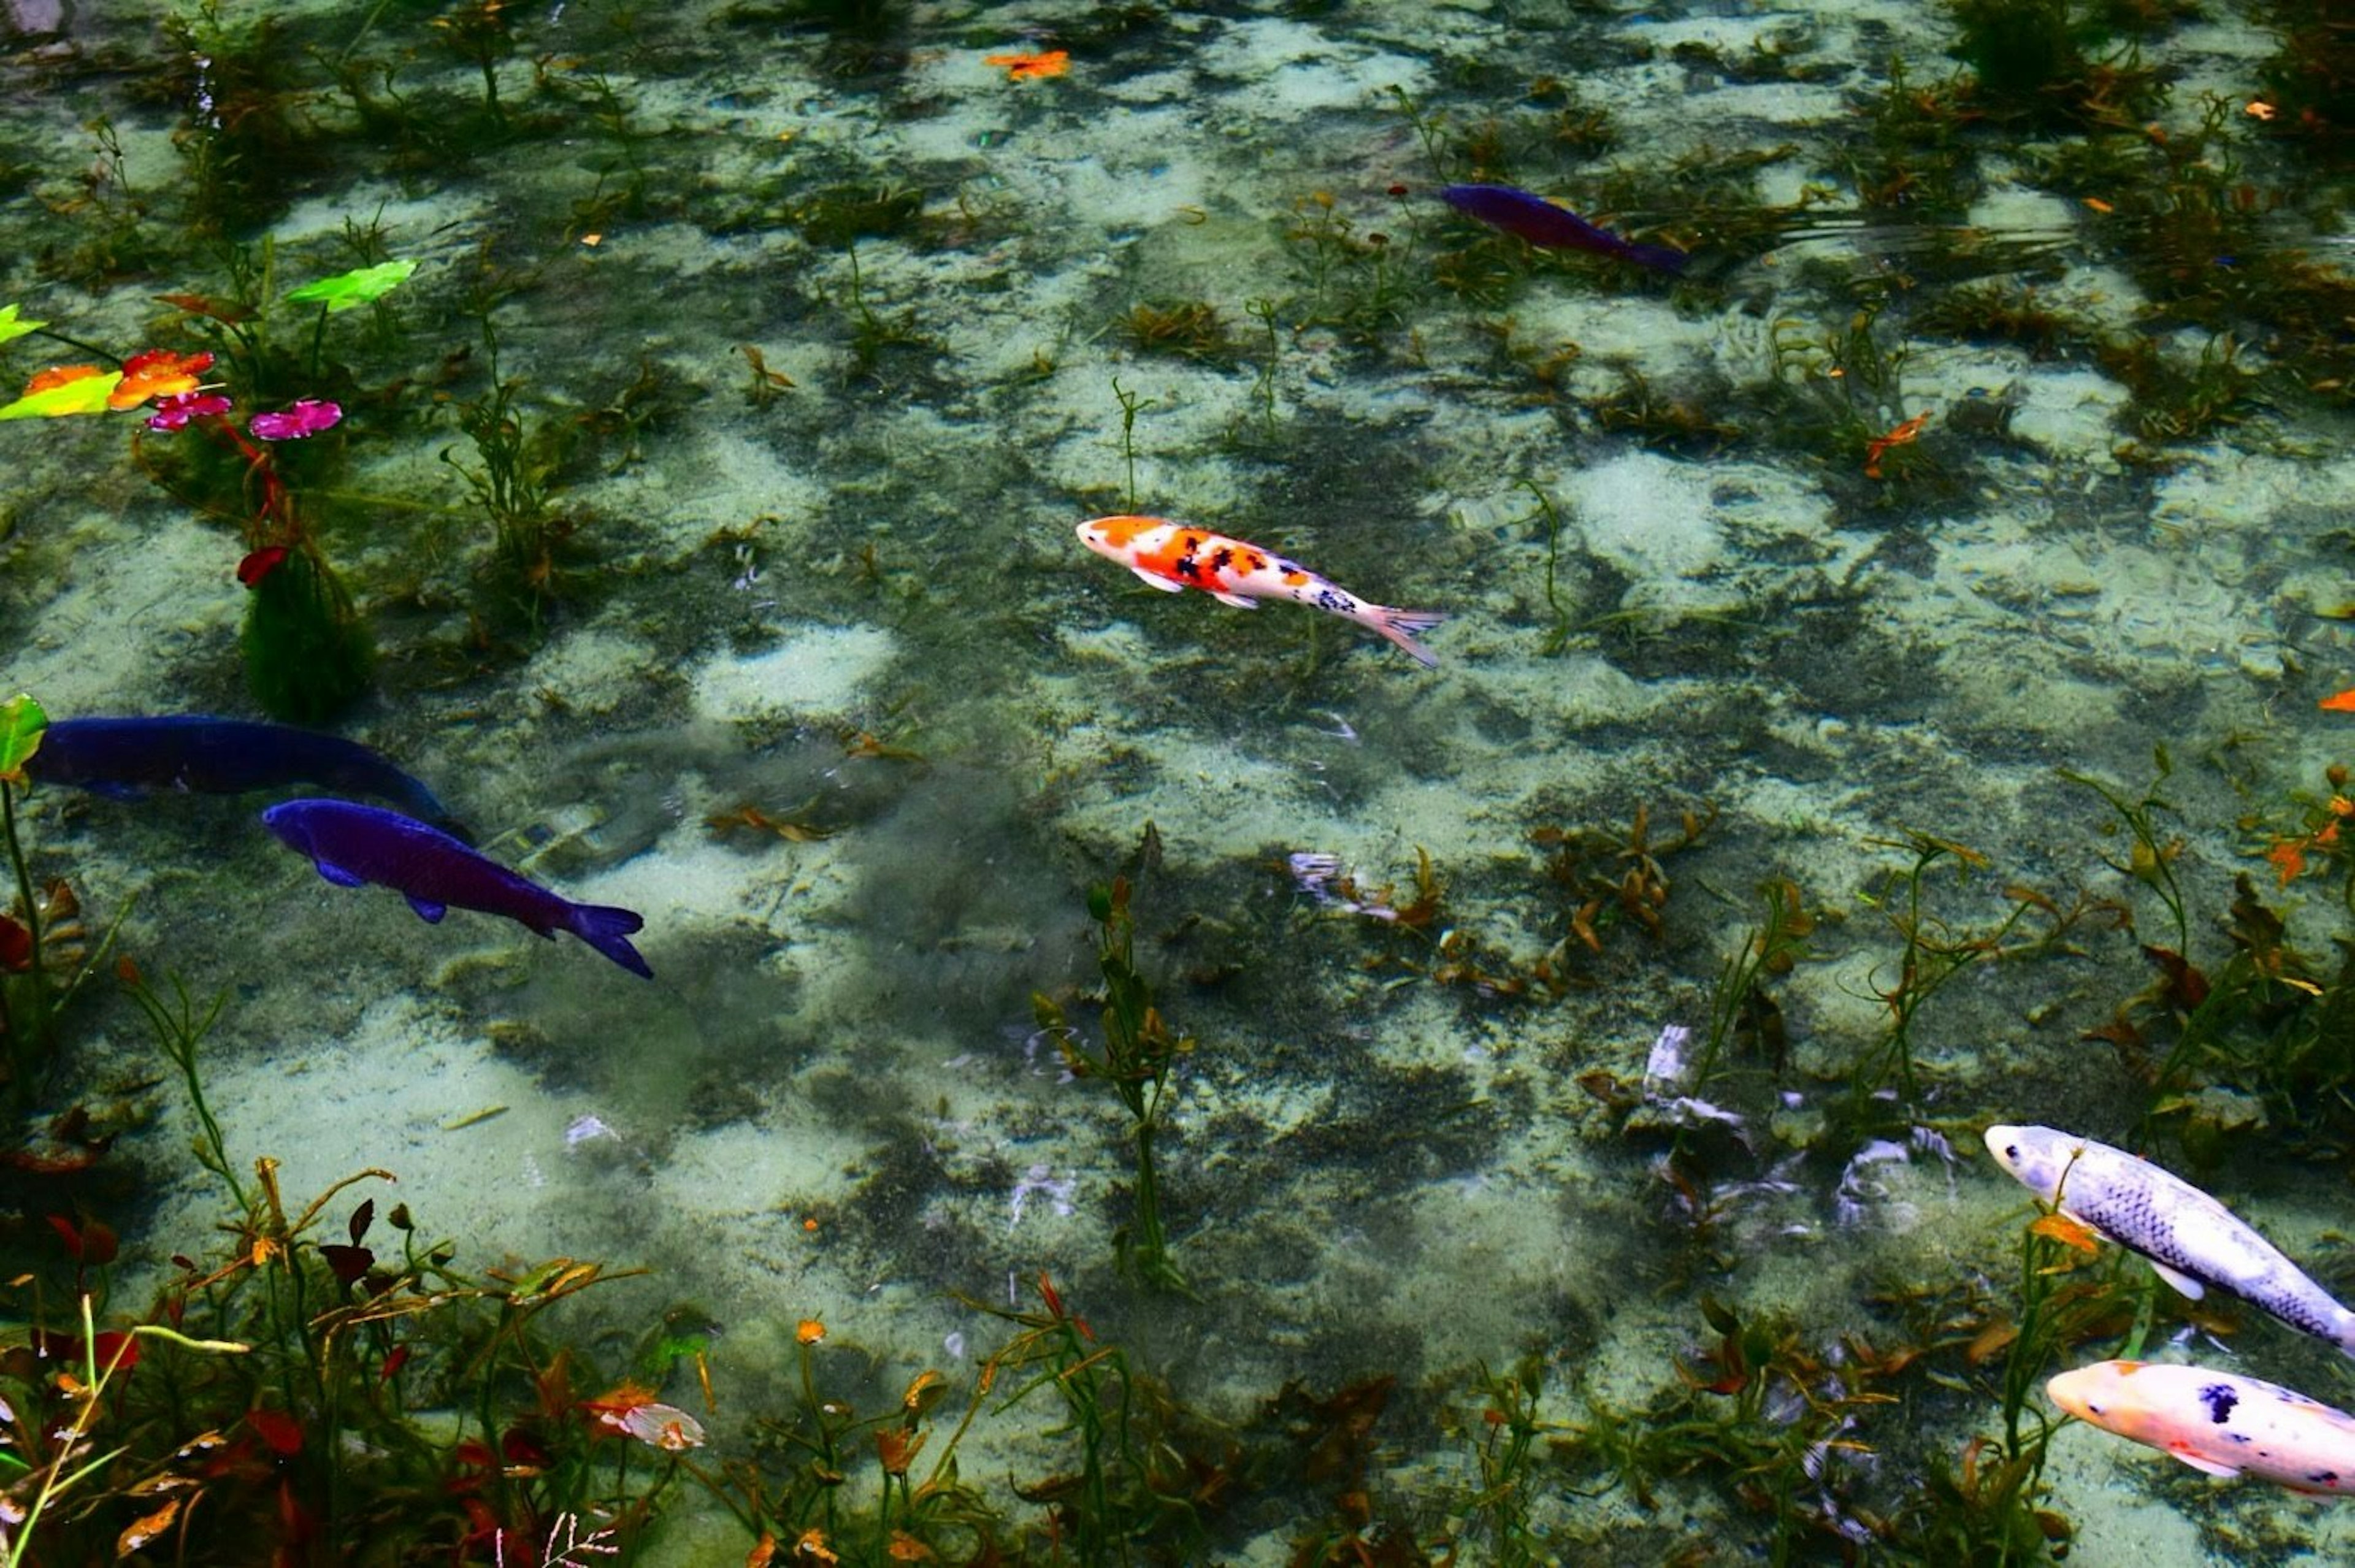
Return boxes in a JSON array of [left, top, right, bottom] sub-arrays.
[[2048, 1360, 2355, 1493], [1984, 1123, 2355, 1357]]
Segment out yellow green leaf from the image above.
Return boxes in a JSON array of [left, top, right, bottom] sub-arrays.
[[0, 304, 44, 348], [0, 370, 123, 420], [0, 692, 48, 783], [286, 259, 418, 313]]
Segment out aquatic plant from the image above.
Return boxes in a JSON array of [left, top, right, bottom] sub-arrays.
[[1455, 1356, 1550, 1567], [162, 0, 324, 239], [1, 978, 676, 1564], [1123, 299, 1231, 361], [444, 325, 577, 618], [1846, 832, 2088, 1126], [1690, 876, 1813, 1111], [1031, 868, 1194, 1295], [432, 0, 522, 128], [1110, 375, 1155, 511], [1282, 189, 1420, 343], [0, 697, 120, 1117]]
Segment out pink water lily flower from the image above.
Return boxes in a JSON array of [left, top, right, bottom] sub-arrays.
[[248, 399, 341, 441], [144, 391, 234, 431]]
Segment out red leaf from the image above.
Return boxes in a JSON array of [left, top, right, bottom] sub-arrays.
[[380, 1344, 410, 1383], [237, 546, 289, 587], [248, 1406, 304, 1456], [319, 1243, 373, 1286], [0, 914, 30, 973], [79, 1217, 118, 1266], [348, 1199, 375, 1247], [153, 293, 251, 324], [45, 1213, 82, 1259]]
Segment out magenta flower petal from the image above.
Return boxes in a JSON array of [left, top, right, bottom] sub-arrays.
[[248, 399, 342, 441], [144, 391, 234, 432]]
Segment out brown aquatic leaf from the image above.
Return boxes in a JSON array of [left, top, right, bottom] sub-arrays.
[[1966, 1321, 2019, 1366]]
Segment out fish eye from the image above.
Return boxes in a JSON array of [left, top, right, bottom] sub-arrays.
[[2005, 1144, 2019, 1160]]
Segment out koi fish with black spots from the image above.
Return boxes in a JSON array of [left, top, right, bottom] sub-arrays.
[[1076, 514, 1444, 668], [2049, 1360, 2355, 1494]]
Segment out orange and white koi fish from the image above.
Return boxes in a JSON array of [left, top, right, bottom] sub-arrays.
[[2048, 1360, 2355, 1493], [1076, 515, 1445, 668]]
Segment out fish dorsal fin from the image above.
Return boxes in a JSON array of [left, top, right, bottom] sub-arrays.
[[313, 859, 367, 889], [2167, 1447, 2241, 1479], [1210, 591, 1257, 610], [2146, 1259, 2208, 1300], [405, 895, 447, 924], [1129, 566, 1184, 592]]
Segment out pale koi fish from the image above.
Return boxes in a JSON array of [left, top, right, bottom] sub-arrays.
[[1985, 1124, 2355, 1356], [2048, 1360, 2355, 1493], [1076, 514, 1444, 668]]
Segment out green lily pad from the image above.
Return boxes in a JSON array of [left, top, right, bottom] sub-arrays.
[[285, 259, 419, 313], [0, 370, 124, 421], [0, 692, 48, 783], [0, 304, 45, 349]]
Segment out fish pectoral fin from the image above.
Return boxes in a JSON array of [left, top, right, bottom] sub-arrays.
[[2146, 1260, 2208, 1300], [2168, 1448, 2241, 1478], [1128, 566, 1185, 592], [1209, 591, 1258, 610], [405, 895, 448, 924], [313, 859, 367, 889]]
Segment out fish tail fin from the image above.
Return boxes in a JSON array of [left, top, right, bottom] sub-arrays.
[[1625, 240, 1690, 275], [568, 902, 653, 979], [1366, 606, 1446, 669]]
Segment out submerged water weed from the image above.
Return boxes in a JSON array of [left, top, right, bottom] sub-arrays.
[[1687, 876, 1816, 1122], [445, 328, 577, 619], [1122, 299, 1231, 362], [1453, 1355, 1552, 1567], [1032, 868, 1195, 1295], [2098, 329, 2262, 448], [161, 0, 324, 239], [1, 1074, 667, 1564], [1282, 189, 1419, 343], [1845, 833, 2090, 1130], [432, 0, 522, 129], [0, 697, 118, 1117], [1553, 1296, 1894, 1561], [716, 1315, 992, 1559], [1110, 375, 1155, 511], [1509, 479, 1573, 654]]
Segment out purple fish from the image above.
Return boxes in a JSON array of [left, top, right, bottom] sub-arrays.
[[1439, 183, 1689, 274], [33, 716, 456, 827], [262, 798, 652, 978]]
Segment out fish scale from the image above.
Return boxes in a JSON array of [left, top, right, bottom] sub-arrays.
[[1985, 1124, 2355, 1356]]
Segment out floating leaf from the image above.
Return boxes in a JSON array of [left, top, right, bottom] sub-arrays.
[[0, 692, 48, 783], [110, 348, 215, 411], [285, 259, 418, 313], [0, 304, 44, 348], [0, 369, 123, 420]]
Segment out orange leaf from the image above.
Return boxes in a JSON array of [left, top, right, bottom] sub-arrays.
[[109, 348, 215, 411], [2268, 836, 2309, 887], [23, 364, 101, 396], [2030, 1213, 2100, 1254], [984, 48, 1070, 80], [2321, 687, 2355, 713]]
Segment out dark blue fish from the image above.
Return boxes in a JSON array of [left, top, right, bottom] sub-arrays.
[[1439, 183, 1689, 274], [31, 716, 454, 825], [262, 798, 652, 979]]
